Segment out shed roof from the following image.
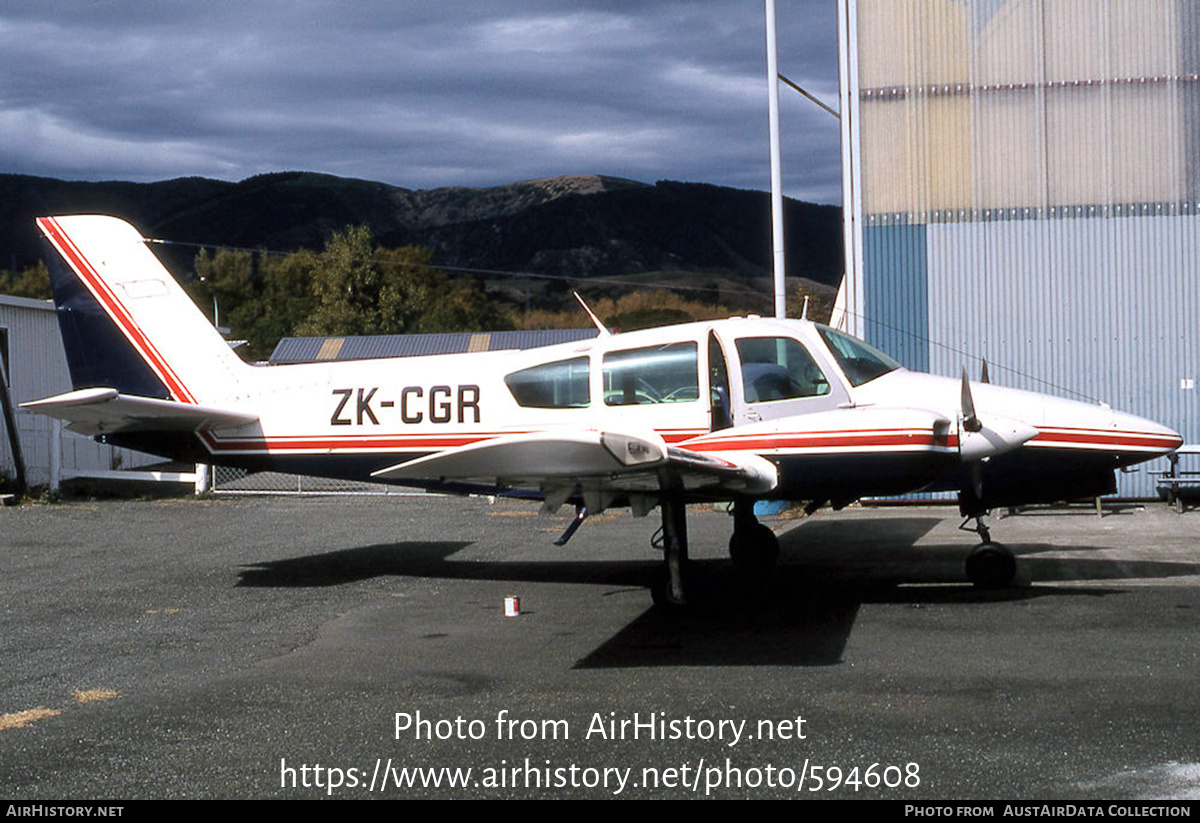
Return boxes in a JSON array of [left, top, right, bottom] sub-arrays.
[[268, 329, 598, 365]]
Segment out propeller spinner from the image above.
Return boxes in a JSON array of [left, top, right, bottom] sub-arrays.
[[958, 369, 1039, 463]]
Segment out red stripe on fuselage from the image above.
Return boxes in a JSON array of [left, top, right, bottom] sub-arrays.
[[1030, 427, 1182, 451], [684, 428, 952, 453], [685, 425, 1178, 457]]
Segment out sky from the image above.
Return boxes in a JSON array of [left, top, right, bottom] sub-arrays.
[[0, 1, 843, 203]]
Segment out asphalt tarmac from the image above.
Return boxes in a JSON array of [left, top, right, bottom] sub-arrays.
[[2, 494, 1199, 799]]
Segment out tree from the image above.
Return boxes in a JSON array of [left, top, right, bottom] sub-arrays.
[[297, 225, 386, 336], [413, 273, 512, 333], [190, 247, 255, 326], [297, 225, 510, 337], [0, 261, 51, 299], [183, 225, 509, 358], [253, 250, 317, 353]]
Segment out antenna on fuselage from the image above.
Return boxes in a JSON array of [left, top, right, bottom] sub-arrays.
[[573, 292, 611, 337]]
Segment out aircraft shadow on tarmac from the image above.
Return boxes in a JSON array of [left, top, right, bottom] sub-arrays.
[[238, 541, 475, 586], [234, 515, 1200, 669], [784, 517, 1200, 589]]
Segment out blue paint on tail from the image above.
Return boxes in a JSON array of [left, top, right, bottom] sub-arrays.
[[42, 236, 171, 399]]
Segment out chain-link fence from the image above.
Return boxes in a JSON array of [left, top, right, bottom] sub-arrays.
[[212, 465, 425, 496]]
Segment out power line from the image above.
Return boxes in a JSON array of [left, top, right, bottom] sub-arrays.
[[835, 306, 1102, 404], [145, 237, 776, 301]]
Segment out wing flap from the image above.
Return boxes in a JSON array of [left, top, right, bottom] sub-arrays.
[[22, 388, 257, 435]]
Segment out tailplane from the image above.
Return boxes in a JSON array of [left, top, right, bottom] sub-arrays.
[[37, 215, 249, 405]]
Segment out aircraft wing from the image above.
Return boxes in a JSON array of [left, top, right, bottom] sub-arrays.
[[21, 388, 258, 435], [371, 429, 778, 511]]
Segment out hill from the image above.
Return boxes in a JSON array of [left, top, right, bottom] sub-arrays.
[[0, 172, 842, 306]]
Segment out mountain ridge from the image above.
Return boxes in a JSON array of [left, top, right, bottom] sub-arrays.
[[0, 171, 842, 296]]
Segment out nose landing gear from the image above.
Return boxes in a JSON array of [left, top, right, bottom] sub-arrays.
[[960, 514, 1017, 589]]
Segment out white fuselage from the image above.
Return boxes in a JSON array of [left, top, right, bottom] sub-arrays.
[[194, 316, 1180, 510]]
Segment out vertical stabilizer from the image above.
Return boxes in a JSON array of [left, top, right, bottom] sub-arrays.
[[37, 215, 249, 405]]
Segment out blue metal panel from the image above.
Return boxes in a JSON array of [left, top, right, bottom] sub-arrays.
[[863, 224, 929, 371], [926, 214, 1200, 497]]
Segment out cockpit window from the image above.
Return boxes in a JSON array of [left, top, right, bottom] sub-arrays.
[[735, 337, 830, 403], [603, 342, 699, 406], [817, 326, 901, 387], [505, 356, 590, 408]]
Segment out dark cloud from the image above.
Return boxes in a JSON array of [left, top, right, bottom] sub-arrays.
[[0, 1, 841, 201]]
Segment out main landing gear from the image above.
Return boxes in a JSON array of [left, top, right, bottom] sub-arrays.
[[729, 500, 779, 572], [960, 514, 1017, 589], [651, 491, 690, 607], [650, 497, 781, 607]]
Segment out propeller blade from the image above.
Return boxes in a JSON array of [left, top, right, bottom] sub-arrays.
[[960, 368, 983, 433], [980, 359, 990, 384]]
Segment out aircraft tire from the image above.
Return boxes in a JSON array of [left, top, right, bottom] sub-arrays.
[[965, 542, 1016, 589], [729, 523, 780, 572]]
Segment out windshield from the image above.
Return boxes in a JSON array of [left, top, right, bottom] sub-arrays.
[[817, 326, 901, 387]]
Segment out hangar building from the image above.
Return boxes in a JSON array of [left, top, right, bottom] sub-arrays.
[[836, 0, 1199, 496]]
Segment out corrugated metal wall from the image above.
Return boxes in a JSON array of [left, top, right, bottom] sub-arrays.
[[855, 0, 1197, 216], [0, 296, 154, 487], [843, 0, 1200, 496], [1, 296, 68, 487]]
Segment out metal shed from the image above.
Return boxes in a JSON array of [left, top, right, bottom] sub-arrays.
[[269, 329, 599, 365], [0, 294, 157, 489]]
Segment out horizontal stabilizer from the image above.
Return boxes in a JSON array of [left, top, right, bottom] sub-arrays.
[[22, 388, 257, 435]]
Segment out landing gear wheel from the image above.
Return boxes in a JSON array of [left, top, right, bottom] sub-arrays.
[[965, 542, 1016, 589], [729, 523, 780, 572]]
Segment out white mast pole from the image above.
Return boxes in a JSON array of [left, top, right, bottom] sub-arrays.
[[765, 0, 786, 319]]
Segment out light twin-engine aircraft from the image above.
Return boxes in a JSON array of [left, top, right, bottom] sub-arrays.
[[25, 215, 1183, 605]]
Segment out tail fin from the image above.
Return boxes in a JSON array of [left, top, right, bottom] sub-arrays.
[[37, 215, 249, 405]]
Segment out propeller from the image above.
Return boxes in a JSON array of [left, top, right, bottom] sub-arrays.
[[960, 368, 983, 433], [958, 367, 1039, 500], [960, 368, 985, 499]]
